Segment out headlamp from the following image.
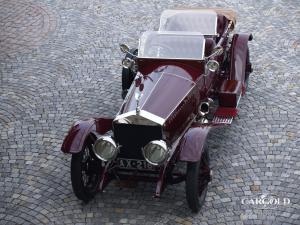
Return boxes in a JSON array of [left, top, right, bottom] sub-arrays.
[[142, 140, 169, 166], [93, 136, 118, 161]]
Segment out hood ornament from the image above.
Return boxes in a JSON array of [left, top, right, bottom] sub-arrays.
[[135, 74, 144, 115]]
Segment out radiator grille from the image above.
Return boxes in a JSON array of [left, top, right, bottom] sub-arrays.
[[113, 123, 163, 159]]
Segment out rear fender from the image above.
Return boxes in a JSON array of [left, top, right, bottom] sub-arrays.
[[61, 117, 113, 154], [179, 125, 211, 162], [229, 33, 252, 85]]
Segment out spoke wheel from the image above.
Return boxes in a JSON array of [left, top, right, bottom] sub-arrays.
[[71, 136, 102, 202], [185, 149, 210, 213]]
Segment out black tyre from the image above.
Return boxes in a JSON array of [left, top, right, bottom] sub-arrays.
[[185, 149, 210, 213], [245, 47, 252, 88], [121, 48, 138, 99], [71, 136, 102, 202]]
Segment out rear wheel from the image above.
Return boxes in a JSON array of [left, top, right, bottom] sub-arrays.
[[185, 149, 210, 213], [245, 47, 252, 88], [71, 136, 102, 202]]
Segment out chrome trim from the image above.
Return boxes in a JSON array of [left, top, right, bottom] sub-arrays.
[[214, 14, 218, 35], [199, 117, 209, 124], [135, 91, 142, 115], [114, 110, 165, 126], [236, 93, 242, 107], [140, 110, 165, 125], [202, 38, 206, 59]]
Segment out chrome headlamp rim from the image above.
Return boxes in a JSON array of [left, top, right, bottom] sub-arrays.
[[122, 58, 133, 69], [206, 59, 219, 72], [93, 136, 118, 162], [142, 140, 169, 166]]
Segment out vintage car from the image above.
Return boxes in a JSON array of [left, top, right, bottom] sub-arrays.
[[61, 8, 252, 212]]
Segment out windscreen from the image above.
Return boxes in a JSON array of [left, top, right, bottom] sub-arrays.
[[138, 31, 205, 60], [159, 9, 218, 35]]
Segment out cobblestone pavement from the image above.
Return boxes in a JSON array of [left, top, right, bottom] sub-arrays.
[[0, 0, 299, 224]]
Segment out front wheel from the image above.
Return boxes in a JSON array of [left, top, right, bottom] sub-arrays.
[[185, 150, 210, 213], [71, 136, 102, 202]]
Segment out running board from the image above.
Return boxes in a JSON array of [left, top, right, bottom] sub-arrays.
[[212, 116, 233, 124], [212, 107, 238, 125]]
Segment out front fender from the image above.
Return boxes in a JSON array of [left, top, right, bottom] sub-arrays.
[[61, 117, 113, 154], [179, 125, 211, 162]]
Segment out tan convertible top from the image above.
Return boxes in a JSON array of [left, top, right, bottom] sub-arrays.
[[175, 7, 237, 29], [214, 8, 237, 27]]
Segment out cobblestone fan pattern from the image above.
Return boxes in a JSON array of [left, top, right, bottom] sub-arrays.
[[0, 0, 299, 224]]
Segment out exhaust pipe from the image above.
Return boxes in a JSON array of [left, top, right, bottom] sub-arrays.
[[199, 102, 209, 116], [199, 98, 213, 117]]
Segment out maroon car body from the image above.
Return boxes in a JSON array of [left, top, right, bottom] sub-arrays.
[[61, 8, 252, 212]]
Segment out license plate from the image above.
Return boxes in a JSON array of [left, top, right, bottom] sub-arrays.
[[116, 158, 156, 171]]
